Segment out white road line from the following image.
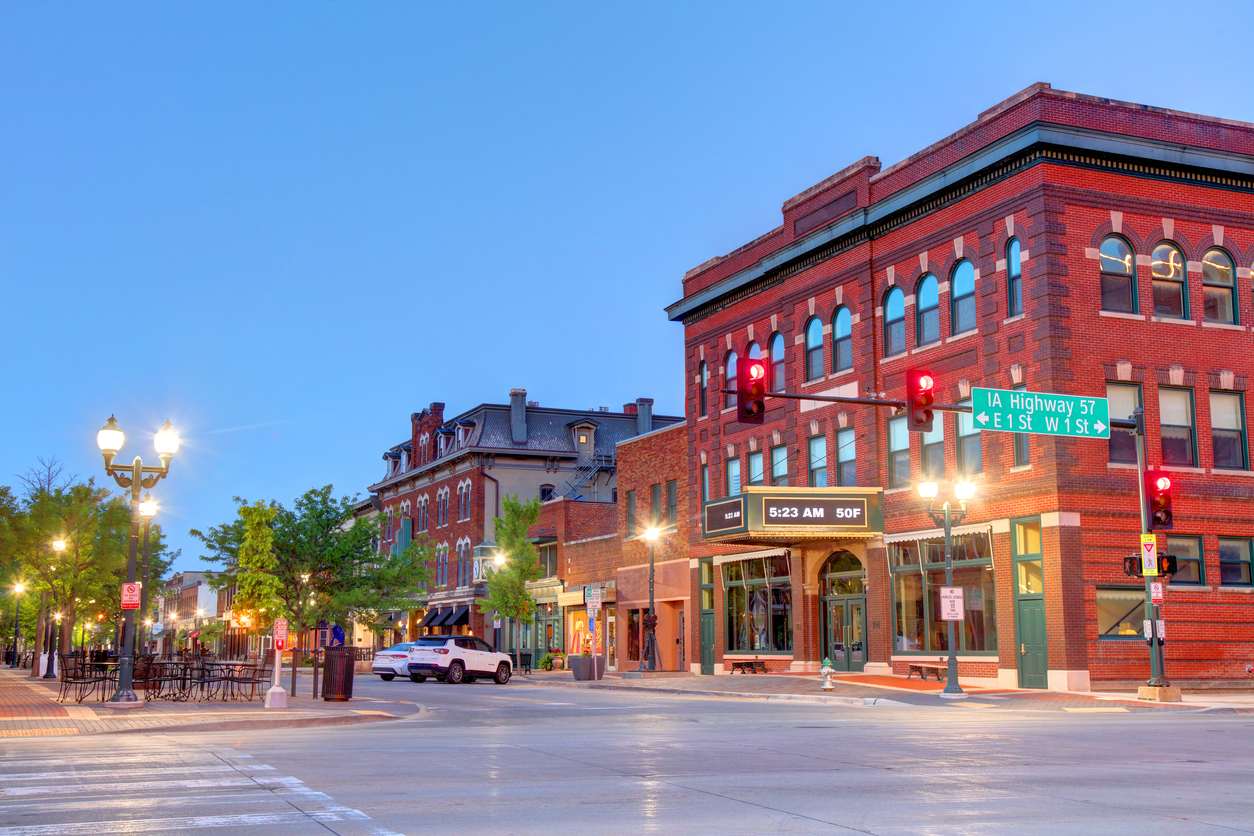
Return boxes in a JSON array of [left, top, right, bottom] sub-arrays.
[[0, 811, 325, 834], [0, 764, 272, 782], [0, 792, 284, 815], [0, 775, 284, 797], [0, 753, 250, 768]]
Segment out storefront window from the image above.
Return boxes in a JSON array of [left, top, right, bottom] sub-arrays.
[[1097, 588, 1147, 639], [890, 531, 997, 654], [725, 558, 793, 653], [627, 609, 640, 662]]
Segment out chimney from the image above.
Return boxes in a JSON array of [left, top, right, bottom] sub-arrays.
[[635, 398, 654, 435], [510, 389, 527, 444], [622, 403, 638, 415]]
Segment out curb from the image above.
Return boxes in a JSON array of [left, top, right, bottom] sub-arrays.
[[101, 712, 403, 736], [545, 679, 896, 706]]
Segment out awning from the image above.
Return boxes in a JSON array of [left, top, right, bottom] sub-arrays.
[[148, 628, 168, 639], [883, 523, 991, 544], [186, 630, 201, 639], [712, 548, 787, 567], [417, 608, 442, 628], [444, 606, 469, 627], [426, 608, 452, 627]]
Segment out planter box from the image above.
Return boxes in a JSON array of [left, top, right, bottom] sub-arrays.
[[570, 656, 605, 681]]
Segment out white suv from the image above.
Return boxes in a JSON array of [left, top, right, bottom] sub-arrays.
[[407, 635, 512, 684]]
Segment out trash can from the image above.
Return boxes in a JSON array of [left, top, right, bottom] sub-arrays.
[[321, 646, 356, 701]]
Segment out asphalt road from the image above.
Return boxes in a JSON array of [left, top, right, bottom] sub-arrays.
[[2, 672, 1253, 835]]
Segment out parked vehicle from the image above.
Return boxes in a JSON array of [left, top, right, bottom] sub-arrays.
[[371, 642, 416, 680], [407, 635, 512, 684]]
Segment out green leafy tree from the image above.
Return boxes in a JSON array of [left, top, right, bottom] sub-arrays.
[[478, 493, 543, 662], [193, 486, 430, 694]]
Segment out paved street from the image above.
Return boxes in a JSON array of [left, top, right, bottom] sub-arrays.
[[2, 673, 1253, 835]]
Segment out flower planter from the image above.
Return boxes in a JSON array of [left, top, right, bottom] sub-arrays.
[[570, 655, 605, 681]]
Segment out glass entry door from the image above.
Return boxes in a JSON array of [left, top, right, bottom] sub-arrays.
[[824, 597, 866, 673]]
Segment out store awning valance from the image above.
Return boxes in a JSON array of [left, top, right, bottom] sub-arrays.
[[444, 606, 469, 627], [186, 630, 201, 639], [427, 608, 453, 627], [417, 609, 442, 628], [883, 523, 991, 544], [712, 548, 787, 567]]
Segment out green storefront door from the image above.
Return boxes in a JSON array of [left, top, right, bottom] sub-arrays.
[[824, 598, 866, 673], [699, 612, 715, 675], [1016, 598, 1047, 689]]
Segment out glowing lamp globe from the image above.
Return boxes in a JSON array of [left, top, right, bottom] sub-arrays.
[[154, 420, 180, 456], [96, 416, 125, 454], [917, 482, 939, 499], [644, 528, 660, 542], [954, 482, 977, 501]]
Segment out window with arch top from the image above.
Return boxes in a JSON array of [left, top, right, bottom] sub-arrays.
[[769, 333, 785, 391], [950, 259, 976, 334], [884, 287, 905, 356], [832, 307, 852, 373], [1151, 242, 1187, 319], [1202, 248, 1236, 324], [1099, 235, 1135, 313], [1007, 238, 1022, 317], [698, 361, 708, 417], [747, 341, 760, 360], [804, 317, 823, 381], [916, 275, 939, 346], [724, 350, 738, 410]]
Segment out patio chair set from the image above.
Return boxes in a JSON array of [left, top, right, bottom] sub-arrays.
[[56, 653, 275, 704]]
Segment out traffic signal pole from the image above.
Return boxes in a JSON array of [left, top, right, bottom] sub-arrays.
[[1133, 409, 1168, 688]]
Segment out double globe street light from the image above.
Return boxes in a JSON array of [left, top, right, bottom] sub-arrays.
[[917, 480, 977, 699], [96, 415, 180, 706]]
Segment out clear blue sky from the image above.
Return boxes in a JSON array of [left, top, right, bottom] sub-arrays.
[[3, 2, 1252, 573]]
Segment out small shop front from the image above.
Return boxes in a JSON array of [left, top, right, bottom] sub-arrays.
[[701, 487, 884, 674]]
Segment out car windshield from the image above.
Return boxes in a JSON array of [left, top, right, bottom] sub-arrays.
[[415, 637, 450, 648], [382, 643, 414, 653]]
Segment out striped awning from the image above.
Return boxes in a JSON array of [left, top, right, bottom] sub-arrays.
[[712, 548, 787, 567]]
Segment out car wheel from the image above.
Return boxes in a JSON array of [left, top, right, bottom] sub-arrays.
[[446, 662, 464, 684], [409, 673, 426, 683], [379, 674, 395, 681], [494, 664, 511, 685]]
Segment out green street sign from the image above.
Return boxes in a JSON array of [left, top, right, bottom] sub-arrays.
[[971, 387, 1110, 439]]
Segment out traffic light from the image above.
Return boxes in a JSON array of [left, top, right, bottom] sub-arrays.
[[1122, 555, 1141, 577], [1145, 470, 1174, 530], [905, 369, 935, 432], [737, 357, 767, 425], [1158, 553, 1178, 575]]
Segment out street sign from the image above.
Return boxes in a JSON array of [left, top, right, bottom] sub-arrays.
[[1151, 581, 1164, 604], [274, 618, 288, 643], [971, 387, 1110, 439], [938, 587, 964, 621], [1156, 619, 1166, 640], [493, 619, 501, 629], [1141, 535, 1158, 577], [585, 587, 602, 612], [1143, 620, 1153, 640], [121, 582, 140, 610]]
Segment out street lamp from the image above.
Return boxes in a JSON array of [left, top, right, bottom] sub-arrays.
[[137, 494, 156, 653], [917, 481, 976, 699], [8, 583, 24, 669], [638, 527, 660, 672], [96, 415, 180, 705]]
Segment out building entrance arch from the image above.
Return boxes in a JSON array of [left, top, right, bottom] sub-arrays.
[[820, 551, 866, 673]]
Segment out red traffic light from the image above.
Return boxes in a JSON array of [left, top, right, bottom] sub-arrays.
[[1145, 469, 1174, 531], [905, 368, 935, 433], [736, 358, 767, 425]]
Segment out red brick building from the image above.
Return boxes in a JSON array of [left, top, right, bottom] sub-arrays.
[[666, 83, 1254, 690], [368, 389, 680, 646]]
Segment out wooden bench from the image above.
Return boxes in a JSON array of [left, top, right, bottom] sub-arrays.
[[906, 662, 947, 681], [730, 660, 767, 674]]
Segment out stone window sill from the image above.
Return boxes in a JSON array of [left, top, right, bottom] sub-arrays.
[[1212, 467, 1254, 477], [879, 352, 908, 365], [1107, 462, 1137, 470], [827, 367, 855, 381], [945, 328, 979, 344], [1150, 316, 1197, 327], [1202, 320, 1245, 332], [1161, 465, 1205, 474], [1218, 585, 1254, 594], [1009, 464, 1032, 473], [1099, 310, 1145, 321], [1003, 313, 1025, 325], [883, 486, 913, 495]]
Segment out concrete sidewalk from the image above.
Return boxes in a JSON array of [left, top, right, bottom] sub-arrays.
[[516, 669, 1254, 712], [0, 667, 412, 739]]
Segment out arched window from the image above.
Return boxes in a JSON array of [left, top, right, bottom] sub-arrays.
[[540, 484, 555, 502], [724, 351, 738, 410], [915, 275, 939, 346], [1007, 238, 1022, 317], [820, 552, 864, 597], [884, 287, 905, 356], [1099, 235, 1135, 313], [747, 341, 760, 360], [698, 361, 708, 417], [1151, 242, 1186, 319], [804, 317, 823, 381], [950, 259, 976, 334], [769, 333, 785, 392], [832, 307, 852, 372], [1202, 248, 1236, 324]]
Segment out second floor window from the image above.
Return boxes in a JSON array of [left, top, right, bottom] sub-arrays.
[[884, 287, 905, 356], [1107, 383, 1140, 464], [916, 275, 939, 347], [805, 317, 824, 381], [808, 435, 827, 487], [626, 490, 636, 535], [769, 333, 786, 391], [698, 362, 708, 417], [701, 465, 709, 503], [951, 259, 976, 334], [770, 445, 787, 486], [832, 307, 852, 372], [1007, 238, 1022, 317], [835, 428, 855, 486], [887, 416, 909, 487], [1151, 242, 1186, 319], [726, 458, 741, 496], [666, 480, 677, 526], [957, 400, 982, 474], [651, 484, 662, 527], [747, 451, 764, 486], [724, 351, 738, 410], [1202, 248, 1236, 324], [1099, 236, 1135, 313], [921, 416, 944, 478], [1160, 388, 1195, 467], [1211, 391, 1246, 470]]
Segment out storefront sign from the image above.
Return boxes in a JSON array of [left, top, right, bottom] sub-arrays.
[[702, 488, 882, 542], [762, 496, 866, 528], [938, 587, 964, 621], [704, 497, 747, 535]]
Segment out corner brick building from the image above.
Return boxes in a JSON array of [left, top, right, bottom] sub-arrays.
[[368, 389, 680, 646], [665, 83, 1254, 690]]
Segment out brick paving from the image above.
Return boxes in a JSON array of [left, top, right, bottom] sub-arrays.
[[0, 667, 408, 738]]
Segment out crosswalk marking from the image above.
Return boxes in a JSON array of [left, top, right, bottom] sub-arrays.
[[0, 743, 404, 835]]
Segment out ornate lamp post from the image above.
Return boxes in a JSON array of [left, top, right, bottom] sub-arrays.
[[917, 480, 976, 699], [96, 415, 180, 705], [638, 528, 660, 672], [8, 583, 24, 669]]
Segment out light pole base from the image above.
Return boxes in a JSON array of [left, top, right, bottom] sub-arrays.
[[1137, 685, 1182, 702], [101, 693, 145, 709], [265, 686, 288, 709], [938, 691, 969, 700]]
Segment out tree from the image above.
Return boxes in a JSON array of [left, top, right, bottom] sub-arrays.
[[193, 486, 430, 695], [478, 493, 543, 663], [233, 502, 283, 625]]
